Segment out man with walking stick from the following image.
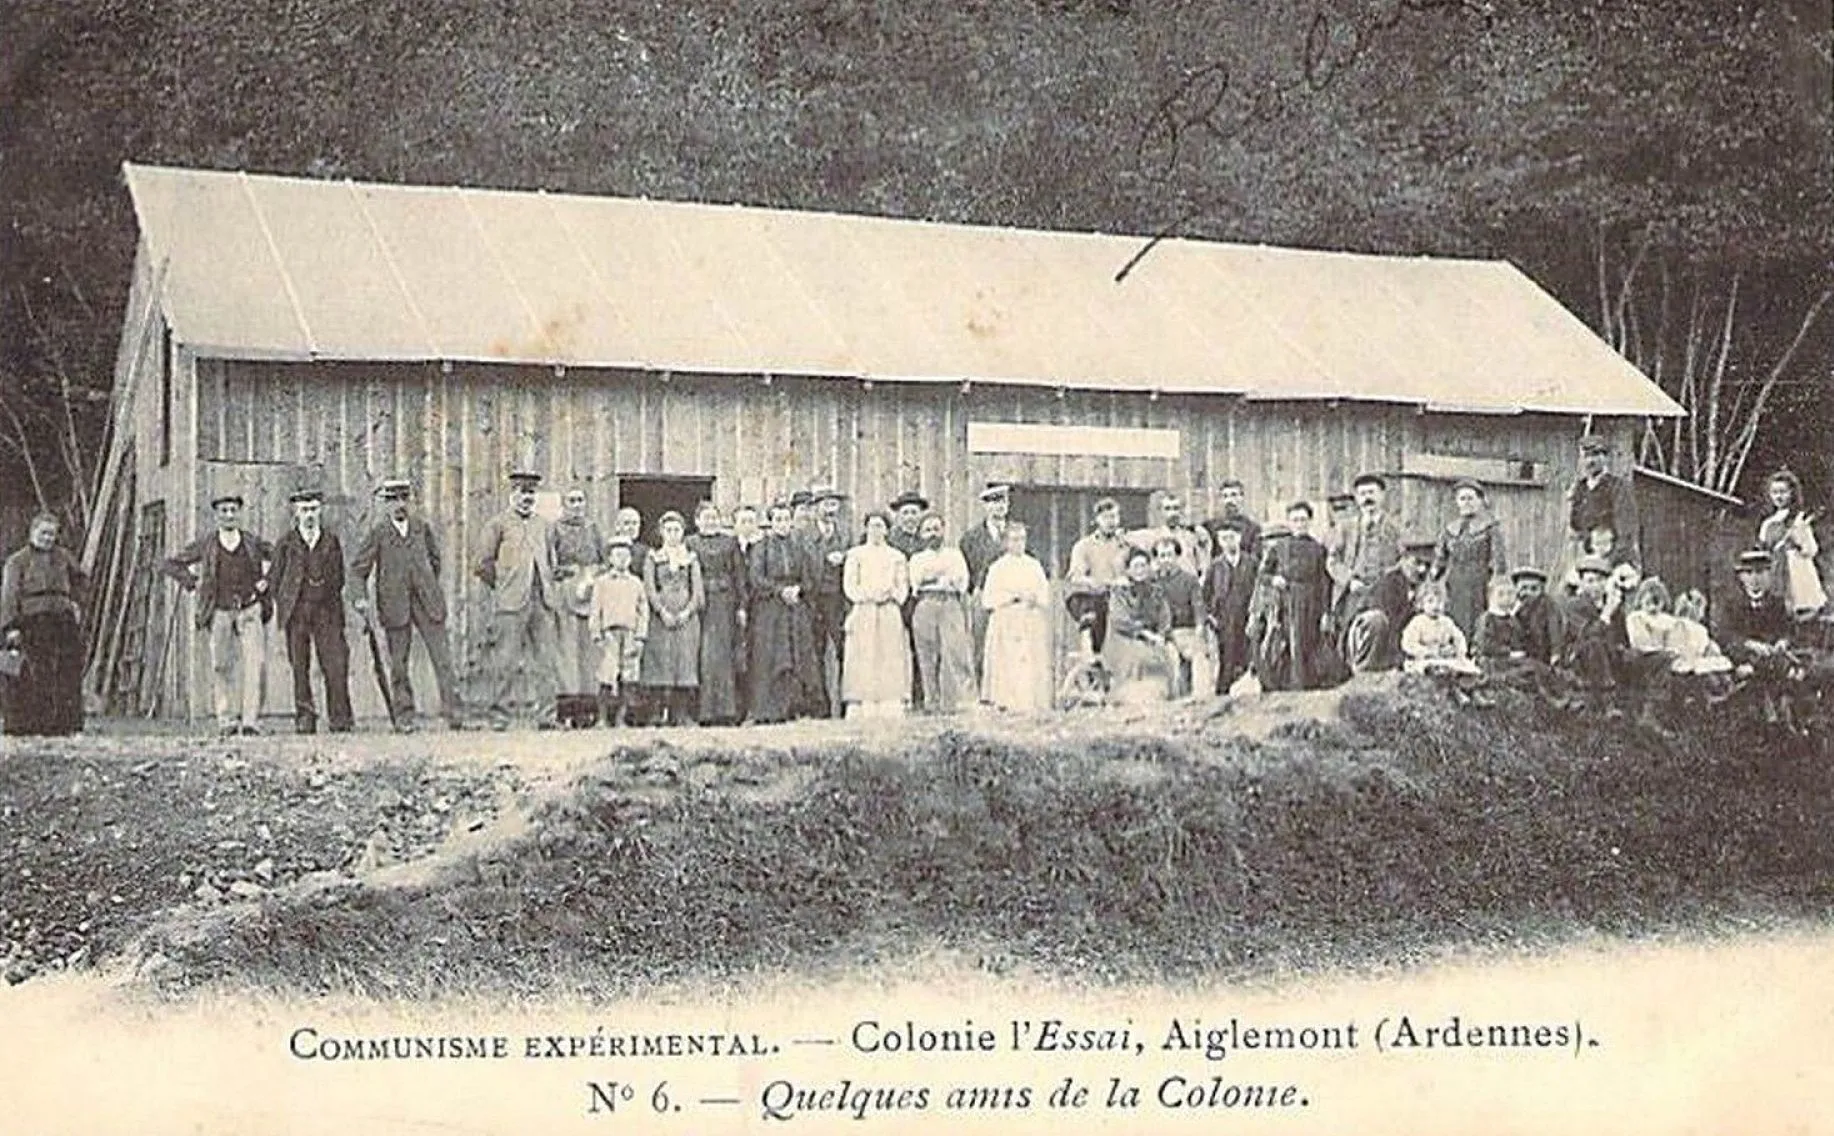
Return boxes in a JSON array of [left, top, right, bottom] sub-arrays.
[[348, 478, 465, 732]]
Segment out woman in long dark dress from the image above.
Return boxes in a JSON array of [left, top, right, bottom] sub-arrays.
[[640, 511, 705, 726], [687, 502, 743, 724], [0, 513, 88, 736], [1433, 479, 1508, 640], [747, 502, 824, 722]]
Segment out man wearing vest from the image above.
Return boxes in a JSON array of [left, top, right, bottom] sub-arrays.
[[349, 478, 465, 732], [161, 492, 273, 735], [269, 489, 354, 734], [475, 470, 563, 729]]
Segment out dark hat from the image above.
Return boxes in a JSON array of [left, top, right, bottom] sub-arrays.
[[810, 485, 846, 503], [1579, 436, 1610, 455], [1326, 492, 1356, 509], [1351, 472, 1387, 491], [1734, 548, 1774, 572], [1509, 566, 1548, 584], [1452, 477, 1485, 496], [889, 490, 930, 511], [508, 470, 542, 488], [788, 489, 814, 508], [1402, 539, 1439, 559], [606, 534, 633, 549], [1261, 522, 1292, 540], [378, 478, 412, 500], [657, 510, 686, 529], [210, 493, 244, 508], [288, 489, 324, 505], [1575, 554, 1613, 578], [1094, 496, 1120, 514], [1212, 514, 1249, 534], [1285, 500, 1314, 518], [979, 482, 1011, 502]]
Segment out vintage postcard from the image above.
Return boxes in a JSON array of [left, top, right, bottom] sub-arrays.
[[1, 1, 1830, 1132]]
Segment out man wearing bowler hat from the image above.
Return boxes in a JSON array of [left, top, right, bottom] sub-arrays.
[[161, 491, 274, 735], [349, 478, 465, 731], [268, 489, 354, 734], [475, 470, 563, 729], [887, 490, 930, 560]]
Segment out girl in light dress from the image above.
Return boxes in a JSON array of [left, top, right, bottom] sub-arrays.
[[840, 511, 913, 720], [1401, 579, 1482, 677], [1758, 468, 1826, 621], [980, 522, 1055, 713]]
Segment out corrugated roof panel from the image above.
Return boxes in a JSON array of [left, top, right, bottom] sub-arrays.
[[353, 183, 538, 360], [1118, 240, 1337, 397], [244, 176, 429, 358], [626, 198, 854, 375], [552, 196, 754, 371], [127, 166, 310, 355], [1457, 264, 1680, 416], [451, 187, 632, 366], [120, 163, 1683, 417]]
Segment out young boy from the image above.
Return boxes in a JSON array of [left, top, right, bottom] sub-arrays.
[[589, 537, 650, 727]]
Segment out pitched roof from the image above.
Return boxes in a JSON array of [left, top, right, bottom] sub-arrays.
[[121, 162, 1682, 417]]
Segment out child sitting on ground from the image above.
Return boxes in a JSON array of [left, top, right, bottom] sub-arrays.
[[1668, 588, 1734, 703], [1402, 580, 1486, 705], [589, 537, 650, 727]]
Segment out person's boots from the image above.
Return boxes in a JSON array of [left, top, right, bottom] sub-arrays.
[[675, 689, 699, 727]]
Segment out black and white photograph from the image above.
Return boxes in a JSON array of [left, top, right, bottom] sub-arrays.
[[2, 1, 1831, 1132]]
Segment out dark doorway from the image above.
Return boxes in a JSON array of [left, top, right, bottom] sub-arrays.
[[1007, 486, 1153, 580], [616, 475, 716, 545]]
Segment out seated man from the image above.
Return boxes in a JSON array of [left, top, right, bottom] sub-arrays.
[[1553, 554, 1621, 713], [1343, 539, 1435, 673], [1510, 566, 1559, 664], [1716, 547, 1800, 726]]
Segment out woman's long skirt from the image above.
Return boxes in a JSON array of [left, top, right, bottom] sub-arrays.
[[3, 611, 84, 736], [841, 600, 911, 713], [981, 607, 1053, 713]]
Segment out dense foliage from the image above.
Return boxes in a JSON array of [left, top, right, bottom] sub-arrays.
[[2, 0, 1829, 514]]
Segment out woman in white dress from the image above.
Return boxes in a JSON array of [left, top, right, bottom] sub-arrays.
[[1758, 467, 1826, 620], [841, 511, 912, 719], [980, 522, 1055, 712]]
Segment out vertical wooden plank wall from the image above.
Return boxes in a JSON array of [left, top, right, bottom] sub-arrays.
[[150, 357, 1613, 718]]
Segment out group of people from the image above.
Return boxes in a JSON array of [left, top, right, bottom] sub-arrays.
[[0, 435, 1826, 739]]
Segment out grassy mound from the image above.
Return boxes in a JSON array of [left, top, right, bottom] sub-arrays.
[[117, 678, 1834, 998]]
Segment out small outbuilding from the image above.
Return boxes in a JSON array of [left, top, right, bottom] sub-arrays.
[[86, 163, 1682, 720]]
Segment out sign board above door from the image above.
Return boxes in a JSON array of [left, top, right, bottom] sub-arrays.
[[967, 422, 1182, 461]]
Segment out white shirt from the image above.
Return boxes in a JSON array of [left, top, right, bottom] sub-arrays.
[[392, 517, 411, 539], [908, 546, 969, 594], [217, 529, 243, 553], [298, 525, 321, 550]]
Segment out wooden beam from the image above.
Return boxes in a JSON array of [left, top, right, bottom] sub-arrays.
[[1399, 451, 1549, 487]]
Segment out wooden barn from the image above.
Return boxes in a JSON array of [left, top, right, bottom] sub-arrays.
[[86, 162, 1683, 721]]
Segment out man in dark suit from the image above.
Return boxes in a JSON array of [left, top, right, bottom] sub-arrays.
[[1203, 515, 1258, 693], [957, 482, 1011, 675], [268, 489, 354, 734], [349, 478, 465, 731], [798, 485, 851, 716], [1341, 539, 1435, 673], [160, 492, 273, 736]]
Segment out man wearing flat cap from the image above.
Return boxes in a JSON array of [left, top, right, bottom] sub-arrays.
[[474, 470, 563, 728], [1508, 566, 1558, 665], [797, 485, 850, 715], [1564, 436, 1640, 579], [1341, 537, 1436, 674], [267, 489, 353, 734], [161, 491, 274, 735], [1130, 491, 1211, 578], [350, 478, 465, 731]]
